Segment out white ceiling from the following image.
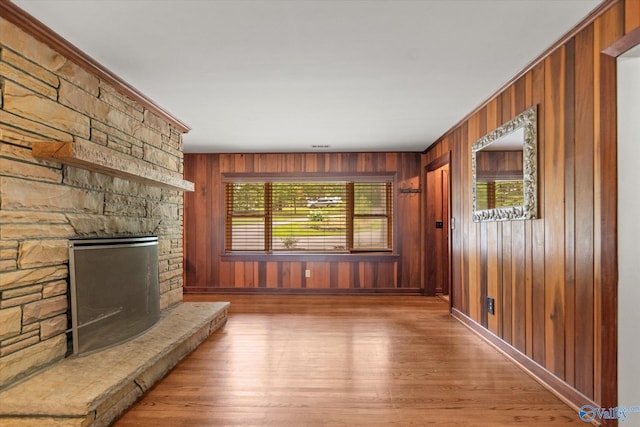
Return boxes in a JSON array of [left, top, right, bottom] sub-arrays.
[[13, 0, 601, 153]]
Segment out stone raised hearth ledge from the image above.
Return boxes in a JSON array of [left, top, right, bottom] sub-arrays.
[[0, 302, 228, 427], [32, 140, 195, 192]]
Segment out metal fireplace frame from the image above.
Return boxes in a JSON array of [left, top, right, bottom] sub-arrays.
[[68, 236, 160, 356]]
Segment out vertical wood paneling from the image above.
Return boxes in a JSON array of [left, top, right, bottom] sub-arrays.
[[501, 221, 512, 344], [512, 220, 526, 352], [544, 46, 567, 379], [563, 37, 577, 388], [523, 70, 535, 358], [466, 119, 480, 322], [423, 0, 631, 413], [184, 152, 421, 293], [266, 262, 278, 288], [625, 0, 640, 32], [487, 223, 498, 334], [531, 61, 547, 367], [574, 22, 596, 400]]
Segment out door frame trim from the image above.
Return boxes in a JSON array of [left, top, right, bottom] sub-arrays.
[[424, 152, 452, 308]]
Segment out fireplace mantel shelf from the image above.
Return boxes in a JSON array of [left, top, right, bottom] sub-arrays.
[[32, 140, 195, 192]]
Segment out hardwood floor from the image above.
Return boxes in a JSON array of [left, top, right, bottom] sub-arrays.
[[113, 295, 581, 426]]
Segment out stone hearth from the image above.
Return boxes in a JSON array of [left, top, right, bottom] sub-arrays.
[[0, 302, 229, 427]]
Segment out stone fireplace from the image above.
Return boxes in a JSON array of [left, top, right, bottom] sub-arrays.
[[1, 6, 191, 390]]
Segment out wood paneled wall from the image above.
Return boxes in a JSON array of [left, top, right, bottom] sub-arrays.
[[424, 0, 637, 417], [183, 152, 423, 293]]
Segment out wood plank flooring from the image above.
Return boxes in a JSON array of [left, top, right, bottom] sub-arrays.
[[113, 295, 581, 426]]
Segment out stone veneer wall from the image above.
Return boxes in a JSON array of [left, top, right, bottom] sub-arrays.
[[0, 17, 187, 389]]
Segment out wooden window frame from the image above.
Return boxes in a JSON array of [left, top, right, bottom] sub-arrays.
[[224, 176, 393, 254]]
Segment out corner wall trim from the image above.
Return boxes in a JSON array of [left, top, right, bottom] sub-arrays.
[[451, 308, 598, 417]]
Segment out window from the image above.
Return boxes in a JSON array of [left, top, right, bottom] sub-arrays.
[[225, 178, 393, 253], [475, 180, 524, 210]]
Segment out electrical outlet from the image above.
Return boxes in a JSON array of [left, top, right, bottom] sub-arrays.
[[487, 297, 495, 315], [305, 269, 311, 278]]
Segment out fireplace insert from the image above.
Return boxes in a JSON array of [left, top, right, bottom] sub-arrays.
[[68, 236, 160, 355]]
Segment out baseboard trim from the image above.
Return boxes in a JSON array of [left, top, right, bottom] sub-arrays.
[[184, 287, 423, 295], [451, 308, 599, 419]]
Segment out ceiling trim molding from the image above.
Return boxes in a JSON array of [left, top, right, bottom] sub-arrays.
[[425, 0, 618, 153], [0, 0, 191, 133]]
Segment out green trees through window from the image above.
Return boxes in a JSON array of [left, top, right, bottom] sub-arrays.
[[225, 180, 393, 253]]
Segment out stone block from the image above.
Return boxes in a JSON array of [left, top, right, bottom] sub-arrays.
[[167, 128, 184, 150], [134, 125, 163, 149], [58, 61, 99, 97], [93, 382, 142, 427], [95, 102, 146, 143], [2, 284, 42, 299], [22, 323, 40, 334], [58, 80, 110, 122], [1, 223, 76, 240], [0, 210, 68, 225], [131, 145, 143, 159], [159, 287, 183, 310], [0, 111, 73, 145], [0, 177, 104, 213], [91, 120, 142, 148], [103, 204, 145, 218], [90, 128, 108, 146], [0, 307, 22, 340], [0, 334, 66, 388], [0, 62, 57, 100], [40, 315, 68, 340], [0, 157, 62, 182], [143, 110, 170, 136], [159, 280, 170, 295], [62, 166, 116, 191], [3, 81, 90, 138], [99, 88, 144, 122], [106, 137, 132, 155], [0, 259, 16, 272], [22, 295, 67, 324], [161, 135, 184, 162], [1, 334, 40, 356], [0, 265, 68, 292], [161, 192, 183, 204], [0, 17, 67, 73], [159, 268, 182, 283], [1, 292, 41, 309], [2, 329, 39, 348], [42, 280, 67, 298], [18, 240, 69, 269], [146, 201, 178, 219], [168, 256, 183, 266], [0, 48, 59, 88], [170, 277, 183, 289], [158, 239, 171, 255]]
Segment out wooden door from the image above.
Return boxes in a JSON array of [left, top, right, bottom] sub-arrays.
[[425, 157, 451, 297]]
